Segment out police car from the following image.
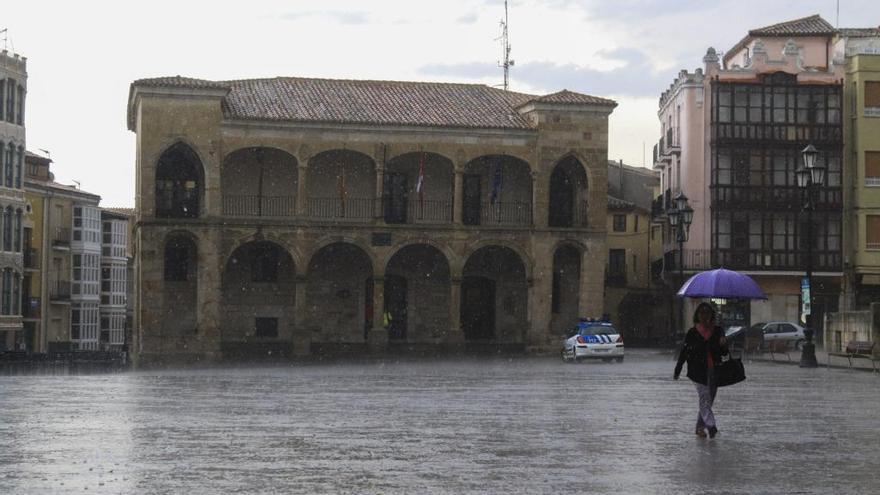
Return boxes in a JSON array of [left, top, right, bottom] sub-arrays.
[[562, 318, 624, 362]]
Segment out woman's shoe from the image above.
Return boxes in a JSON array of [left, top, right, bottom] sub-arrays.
[[708, 426, 718, 439], [695, 427, 707, 438]]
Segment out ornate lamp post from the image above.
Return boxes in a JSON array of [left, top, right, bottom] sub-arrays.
[[795, 144, 825, 368], [667, 192, 694, 342]]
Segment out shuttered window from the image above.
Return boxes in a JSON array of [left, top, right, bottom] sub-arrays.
[[867, 215, 880, 250], [866, 152, 880, 186], [866, 81, 880, 108]]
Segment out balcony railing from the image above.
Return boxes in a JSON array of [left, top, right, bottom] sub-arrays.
[[24, 248, 39, 269], [664, 248, 842, 272], [52, 228, 71, 246], [307, 197, 377, 221], [222, 195, 295, 217], [49, 280, 71, 301], [711, 185, 842, 211], [666, 127, 679, 151], [464, 201, 532, 226], [712, 123, 842, 144], [383, 199, 453, 224]]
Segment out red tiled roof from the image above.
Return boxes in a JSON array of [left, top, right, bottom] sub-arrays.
[[131, 76, 615, 130], [748, 14, 835, 36], [531, 89, 617, 106]]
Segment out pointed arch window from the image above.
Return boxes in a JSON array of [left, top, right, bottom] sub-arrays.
[[14, 208, 22, 252], [155, 143, 202, 218], [4, 143, 12, 187], [15, 146, 23, 188], [12, 272, 20, 315], [1, 268, 10, 315], [2, 206, 11, 251]]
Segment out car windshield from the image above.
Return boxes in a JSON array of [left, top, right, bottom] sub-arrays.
[[578, 325, 617, 336]]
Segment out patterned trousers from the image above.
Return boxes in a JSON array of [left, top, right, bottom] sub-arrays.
[[694, 374, 718, 430]]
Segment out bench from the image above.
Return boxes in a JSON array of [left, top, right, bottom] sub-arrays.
[[766, 340, 797, 361], [827, 341, 878, 371]]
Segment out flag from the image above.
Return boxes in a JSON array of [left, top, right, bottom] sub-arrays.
[[416, 153, 426, 208], [490, 158, 503, 204], [337, 164, 347, 216]]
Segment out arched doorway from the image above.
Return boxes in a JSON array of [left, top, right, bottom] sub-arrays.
[[549, 156, 588, 227], [307, 150, 376, 221], [162, 233, 198, 340], [222, 147, 298, 217], [307, 242, 374, 344], [461, 246, 527, 342], [385, 244, 451, 343], [155, 143, 203, 218], [550, 244, 582, 334], [221, 241, 296, 354], [462, 155, 532, 226]]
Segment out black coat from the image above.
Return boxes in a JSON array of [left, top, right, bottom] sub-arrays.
[[674, 325, 728, 385]]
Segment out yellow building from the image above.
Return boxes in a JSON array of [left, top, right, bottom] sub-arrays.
[[24, 152, 102, 352], [842, 45, 880, 308], [604, 161, 668, 344]]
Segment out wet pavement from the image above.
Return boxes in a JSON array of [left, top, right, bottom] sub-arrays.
[[1, 349, 878, 494]]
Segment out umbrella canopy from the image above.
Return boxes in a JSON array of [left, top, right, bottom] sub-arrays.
[[677, 268, 767, 300]]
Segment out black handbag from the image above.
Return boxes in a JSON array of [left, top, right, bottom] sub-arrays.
[[717, 356, 746, 387]]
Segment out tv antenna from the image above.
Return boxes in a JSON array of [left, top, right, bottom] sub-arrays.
[[0, 29, 8, 51], [496, 0, 515, 91]]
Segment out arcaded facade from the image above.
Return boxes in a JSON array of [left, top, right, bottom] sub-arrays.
[[127, 76, 616, 364]]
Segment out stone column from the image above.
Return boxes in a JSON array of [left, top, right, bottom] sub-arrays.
[[196, 229, 223, 361], [528, 249, 553, 350], [448, 277, 464, 344], [579, 241, 606, 318], [203, 140, 222, 217], [453, 169, 463, 225], [296, 164, 308, 217], [368, 277, 388, 349], [532, 169, 547, 228], [292, 274, 310, 356], [375, 162, 385, 221]]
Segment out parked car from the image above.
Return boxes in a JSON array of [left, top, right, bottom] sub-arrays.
[[562, 319, 624, 363], [748, 321, 806, 349], [724, 325, 765, 350]]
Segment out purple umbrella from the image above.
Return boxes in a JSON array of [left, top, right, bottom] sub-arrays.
[[677, 268, 767, 300]]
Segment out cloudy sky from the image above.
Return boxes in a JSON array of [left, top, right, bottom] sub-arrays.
[[6, 0, 880, 206]]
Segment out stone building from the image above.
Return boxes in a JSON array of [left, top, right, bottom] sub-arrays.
[[126, 76, 616, 364], [0, 49, 27, 350]]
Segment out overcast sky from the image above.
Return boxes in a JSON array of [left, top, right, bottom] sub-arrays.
[[6, 0, 880, 206]]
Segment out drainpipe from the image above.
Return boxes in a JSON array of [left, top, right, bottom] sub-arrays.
[[40, 192, 50, 353]]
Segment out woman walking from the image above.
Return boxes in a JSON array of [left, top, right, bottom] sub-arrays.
[[674, 302, 728, 438]]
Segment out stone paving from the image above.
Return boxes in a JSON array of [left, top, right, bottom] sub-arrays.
[[0, 350, 878, 494]]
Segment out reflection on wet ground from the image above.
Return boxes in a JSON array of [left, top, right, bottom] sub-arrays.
[[1, 350, 878, 494]]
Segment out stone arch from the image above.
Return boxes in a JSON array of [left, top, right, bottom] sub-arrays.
[[462, 239, 533, 280], [162, 231, 199, 339], [384, 243, 452, 343], [462, 154, 533, 226], [220, 240, 297, 349], [383, 151, 454, 224], [549, 155, 589, 228], [306, 149, 377, 221], [306, 242, 375, 344], [154, 142, 204, 219], [461, 245, 529, 343], [221, 147, 298, 217], [384, 237, 460, 277], [309, 235, 379, 277]]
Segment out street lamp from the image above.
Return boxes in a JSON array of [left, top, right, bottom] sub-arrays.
[[667, 192, 693, 343], [796, 144, 825, 368]]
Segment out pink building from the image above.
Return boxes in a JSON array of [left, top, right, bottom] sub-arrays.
[[654, 15, 845, 339]]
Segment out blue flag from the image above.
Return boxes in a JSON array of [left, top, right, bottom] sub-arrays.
[[490, 159, 503, 204]]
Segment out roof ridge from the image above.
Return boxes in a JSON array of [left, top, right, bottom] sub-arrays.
[[748, 13, 834, 35]]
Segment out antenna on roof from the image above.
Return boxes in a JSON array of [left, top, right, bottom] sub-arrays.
[[836, 0, 840, 28], [38, 148, 51, 158], [496, 0, 515, 91], [72, 180, 80, 190], [0, 29, 7, 51]]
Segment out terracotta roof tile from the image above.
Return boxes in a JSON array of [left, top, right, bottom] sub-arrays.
[[131, 76, 615, 130], [749, 14, 835, 36], [838, 27, 880, 38]]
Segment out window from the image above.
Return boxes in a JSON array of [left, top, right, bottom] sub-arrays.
[[613, 214, 627, 232], [164, 236, 194, 282], [866, 81, 880, 113], [155, 143, 201, 218], [14, 209, 21, 252], [0, 80, 4, 118], [254, 317, 278, 338], [634, 215, 639, 232], [15, 146, 22, 188], [2, 207, 10, 251], [16, 85, 24, 126], [4, 143, 12, 187], [5, 78, 14, 123], [608, 249, 626, 278], [868, 216, 880, 250], [867, 152, 880, 186], [1, 269, 9, 315]]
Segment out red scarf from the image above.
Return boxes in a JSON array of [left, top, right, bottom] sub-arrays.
[[696, 323, 714, 369]]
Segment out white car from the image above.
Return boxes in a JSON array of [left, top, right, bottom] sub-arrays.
[[562, 319, 624, 362], [751, 321, 807, 349]]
